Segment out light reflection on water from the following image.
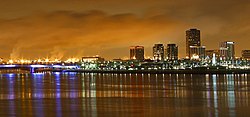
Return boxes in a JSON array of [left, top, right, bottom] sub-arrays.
[[0, 73, 249, 116]]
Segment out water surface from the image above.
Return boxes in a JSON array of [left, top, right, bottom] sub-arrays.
[[0, 73, 249, 116]]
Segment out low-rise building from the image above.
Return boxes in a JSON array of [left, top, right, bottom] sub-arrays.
[[242, 50, 250, 59]]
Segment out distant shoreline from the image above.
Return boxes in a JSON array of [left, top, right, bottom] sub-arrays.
[[51, 69, 250, 74]]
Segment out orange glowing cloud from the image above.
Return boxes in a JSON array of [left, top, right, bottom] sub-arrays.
[[0, 10, 183, 59], [0, 0, 249, 60]]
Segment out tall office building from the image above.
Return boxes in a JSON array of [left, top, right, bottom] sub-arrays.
[[242, 50, 250, 59], [189, 46, 206, 60], [153, 44, 165, 61], [130, 46, 144, 61], [166, 44, 178, 60], [219, 47, 228, 60], [219, 41, 235, 60], [186, 29, 201, 58]]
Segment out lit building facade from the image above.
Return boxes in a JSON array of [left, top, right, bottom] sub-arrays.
[[189, 46, 206, 60], [153, 44, 165, 61], [130, 46, 144, 61], [219, 41, 235, 60], [82, 56, 105, 63], [242, 50, 250, 59], [206, 49, 219, 59], [186, 28, 201, 58], [166, 44, 178, 60]]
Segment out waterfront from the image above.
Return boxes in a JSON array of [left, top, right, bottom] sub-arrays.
[[0, 72, 249, 117]]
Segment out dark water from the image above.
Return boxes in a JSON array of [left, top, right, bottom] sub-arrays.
[[0, 72, 249, 117]]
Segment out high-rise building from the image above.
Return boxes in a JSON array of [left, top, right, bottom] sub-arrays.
[[153, 44, 165, 61], [166, 44, 178, 60], [189, 46, 206, 60], [219, 41, 235, 60], [130, 46, 144, 61], [219, 47, 228, 60], [186, 29, 201, 58], [242, 50, 250, 59]]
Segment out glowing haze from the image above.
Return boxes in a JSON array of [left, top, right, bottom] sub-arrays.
[[0, 0, 249, 60]]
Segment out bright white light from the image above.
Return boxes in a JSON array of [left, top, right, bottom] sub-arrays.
[[45, 59, 49, 62], [3, 65, 16, 67], [65, 66, 78, 69], [191, 54, 199, 60], [226, 42, 234, 44], [8, 60, 14, 64], [53, 65, 63, 68], [20, 59, 25, 63], [30, 65, 47, 68]]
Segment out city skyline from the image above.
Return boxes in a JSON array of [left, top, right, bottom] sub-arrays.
[[0, 0, 249, 59], [0, 28, 248, 61], [1, 1, 250, 117]]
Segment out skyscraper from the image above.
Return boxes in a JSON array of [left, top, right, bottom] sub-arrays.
[[130, 46, 144, 61], [166, 44, 178, 60], [219, 41, 235, 60], [153, 44, 165, 61], [186, 29, 201, 58]]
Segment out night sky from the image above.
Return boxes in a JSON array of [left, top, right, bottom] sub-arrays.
[[0, 0, 249, 60]]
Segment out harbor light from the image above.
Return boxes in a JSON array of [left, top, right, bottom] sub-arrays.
[[8, 60, 14, 64]]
